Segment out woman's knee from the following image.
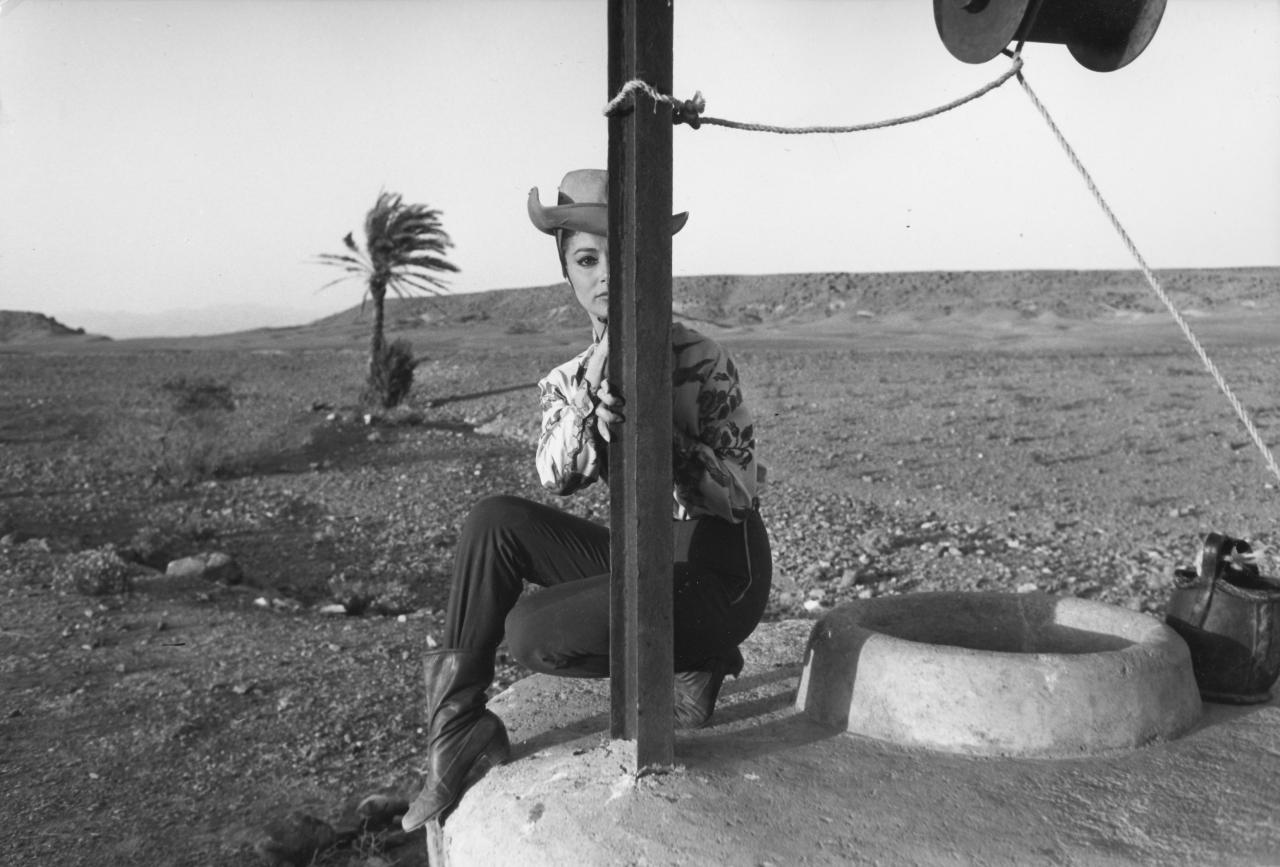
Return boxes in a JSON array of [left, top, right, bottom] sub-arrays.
[[505, 590, 609, 677], [464, 494, 533, 528], [459, 494, 537, 546], [505, 608, 569, 674]]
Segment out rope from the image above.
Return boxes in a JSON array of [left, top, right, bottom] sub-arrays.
[[604, 55, 1023, 134], [1016, 70, 1280, 489]]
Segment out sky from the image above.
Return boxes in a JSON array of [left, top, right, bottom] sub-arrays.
[[0, 0, 1277, 337]]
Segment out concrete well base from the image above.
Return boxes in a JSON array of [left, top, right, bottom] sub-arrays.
[[796, 591, 1202, 756], [438, 619, 1280, 866]]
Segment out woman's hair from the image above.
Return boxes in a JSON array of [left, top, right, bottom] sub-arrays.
[[555, 230, 575, 278]]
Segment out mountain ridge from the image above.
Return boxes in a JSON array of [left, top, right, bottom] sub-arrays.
[[318, 266, 1278, 334], [4, 267, 1274, 344], [0, 310, 107, 344]]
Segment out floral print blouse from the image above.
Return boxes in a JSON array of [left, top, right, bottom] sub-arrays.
[[535, 323, 759, 523]]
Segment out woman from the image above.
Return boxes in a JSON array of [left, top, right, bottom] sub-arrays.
[[403, 169, 772, 831]]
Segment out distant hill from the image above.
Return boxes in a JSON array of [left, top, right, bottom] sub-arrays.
[[315, 267, 1279, 333], [0, 311, 108, 344], [7, 267, 1273, 349]]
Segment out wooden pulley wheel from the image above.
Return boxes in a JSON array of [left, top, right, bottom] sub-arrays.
[[934, 0, 1167, 72]]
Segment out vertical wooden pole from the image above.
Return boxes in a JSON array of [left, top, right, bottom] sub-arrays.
[[606, 0, 675, 770]]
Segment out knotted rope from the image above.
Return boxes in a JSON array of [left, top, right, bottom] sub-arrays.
[[604, 55, 1023, 134], [1016, 70, 1280, 488]]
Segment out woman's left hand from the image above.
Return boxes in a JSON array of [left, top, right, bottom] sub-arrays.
[[594, 377, 625, 442]]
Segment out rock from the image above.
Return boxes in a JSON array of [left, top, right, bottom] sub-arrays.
[[203, 551, 243, 584], [164, 552, 243, 584], [356, 793, 410, 831], [166, 556, 208, 579], [254, 812, 337, 866]]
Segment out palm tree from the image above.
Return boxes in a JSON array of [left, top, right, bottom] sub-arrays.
[[319, 192, 459, 405]]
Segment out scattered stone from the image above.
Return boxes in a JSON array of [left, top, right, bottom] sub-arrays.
[[164, 552, 243, 584], [166, 556, 208, 579], [254, 812, 338, 867], [202, 552, 243, 584], [356, 793, 409, 831]]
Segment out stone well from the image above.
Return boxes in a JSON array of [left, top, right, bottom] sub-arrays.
[[796, 591, 1202, 756]]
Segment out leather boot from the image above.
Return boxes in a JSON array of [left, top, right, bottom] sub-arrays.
[[401, 649, 511, 831], [673, 646, 744, 729]]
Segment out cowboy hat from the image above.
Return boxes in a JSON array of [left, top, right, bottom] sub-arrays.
[[527, 169, 689, 236]]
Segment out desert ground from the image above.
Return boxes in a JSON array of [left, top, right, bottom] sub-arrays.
[[1, 268, 1277, 866]]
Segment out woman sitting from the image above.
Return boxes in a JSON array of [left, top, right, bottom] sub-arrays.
[[403, 169, 772, 831]]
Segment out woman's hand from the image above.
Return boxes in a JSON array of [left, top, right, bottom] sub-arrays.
[[583, 331, 609, 390], [594, 377, 625, 442], [582, 333, 624, 441]]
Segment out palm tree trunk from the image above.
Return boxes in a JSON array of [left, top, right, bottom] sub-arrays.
[[369, 281, 387, 372]]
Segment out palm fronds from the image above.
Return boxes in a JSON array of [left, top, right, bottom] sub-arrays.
[[319, 194, 459, 301]]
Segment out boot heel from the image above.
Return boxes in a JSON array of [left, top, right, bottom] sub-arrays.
[[465, 732, 509, 783], [463, 727, 511, 786]]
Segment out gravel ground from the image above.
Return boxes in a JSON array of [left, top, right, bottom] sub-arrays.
[[1, 295, 1277, 865]]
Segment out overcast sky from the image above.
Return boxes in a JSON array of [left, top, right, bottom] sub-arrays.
[[1, 0, 1277, 335]]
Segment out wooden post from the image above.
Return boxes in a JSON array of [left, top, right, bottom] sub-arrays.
[[606, 0, 675, 770]]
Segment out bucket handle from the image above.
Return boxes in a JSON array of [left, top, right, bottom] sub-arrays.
[[1181, 533, 1258, 628]]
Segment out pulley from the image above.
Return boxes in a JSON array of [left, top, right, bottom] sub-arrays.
[[934, 0, 1167, 72]]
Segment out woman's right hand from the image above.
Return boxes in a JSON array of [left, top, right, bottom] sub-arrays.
[[594, 377, 625, 442], [582, 333, 624, 441], [583, 331, 609, 390]]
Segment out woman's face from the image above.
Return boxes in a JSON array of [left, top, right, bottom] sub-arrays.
[[563, 231, 609, 327]]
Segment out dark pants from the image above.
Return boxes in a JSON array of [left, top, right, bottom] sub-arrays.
[[444, 495, 772, 679]]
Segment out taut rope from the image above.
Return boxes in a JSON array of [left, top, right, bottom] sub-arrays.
[[1016, 69, 1280, 488]]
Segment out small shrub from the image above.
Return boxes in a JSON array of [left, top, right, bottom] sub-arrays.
[[161, 377, 236, 413], [153, 376, 245, 482], [504, 320, 541, 335], [365, 339, 417, 409], [52, 546, 133, 596]]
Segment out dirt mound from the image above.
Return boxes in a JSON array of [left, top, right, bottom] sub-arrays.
[[0, 310, 105, 344]]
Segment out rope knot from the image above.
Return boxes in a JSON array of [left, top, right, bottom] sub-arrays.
[[673, 91, 705, 129]]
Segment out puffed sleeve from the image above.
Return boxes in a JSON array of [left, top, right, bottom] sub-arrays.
[[535, 345, 605, 495], [670, 329, 758, 522]]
